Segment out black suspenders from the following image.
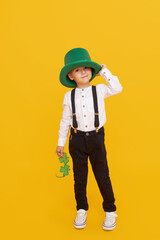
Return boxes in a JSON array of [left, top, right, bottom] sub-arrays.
[[71, 86, 99, 133], [71, 88, 78, 133], [92, 85, 99, 131]]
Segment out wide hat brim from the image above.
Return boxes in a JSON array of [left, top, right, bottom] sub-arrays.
[[59, 60, 102, 88]]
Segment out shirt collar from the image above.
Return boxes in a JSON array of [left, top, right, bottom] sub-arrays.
[[76, 85, 92, 91]]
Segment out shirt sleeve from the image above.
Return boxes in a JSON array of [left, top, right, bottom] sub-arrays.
[[57, 93, 72, 147], [99, 67, 123, 98]]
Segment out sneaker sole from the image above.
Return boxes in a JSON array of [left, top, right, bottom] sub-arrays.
[[102, 223, 116, 231], [74, 221, 86, 229]]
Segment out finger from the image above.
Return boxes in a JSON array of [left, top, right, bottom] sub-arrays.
[[60, 149, 63, 157], [101, 64, 106, 68], [56, 150, 61, 157]]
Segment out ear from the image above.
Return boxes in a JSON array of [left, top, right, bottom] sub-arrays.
[[67, 72, 74, 80]]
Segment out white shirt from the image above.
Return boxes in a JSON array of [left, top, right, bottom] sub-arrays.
[[57, 67, 123, 147]]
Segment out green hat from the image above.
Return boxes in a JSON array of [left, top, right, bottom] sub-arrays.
[[59, 48, 102, 88]]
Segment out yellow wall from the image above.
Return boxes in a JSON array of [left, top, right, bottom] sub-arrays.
[[0, 0, 160, 239]]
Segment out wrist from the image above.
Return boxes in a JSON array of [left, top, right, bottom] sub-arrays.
[[100, 67, 112, 81]]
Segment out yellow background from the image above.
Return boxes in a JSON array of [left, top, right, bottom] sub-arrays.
[[0, 0, 160, 239]]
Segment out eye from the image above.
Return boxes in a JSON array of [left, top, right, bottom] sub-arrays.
[[75, 69, 79, 72]]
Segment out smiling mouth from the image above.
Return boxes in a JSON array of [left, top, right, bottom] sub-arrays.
[[82, 75, 88, 78]]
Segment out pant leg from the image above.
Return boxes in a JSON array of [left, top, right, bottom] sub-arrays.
[[88, 130, 116, 212], [69, 132, 89, 211]]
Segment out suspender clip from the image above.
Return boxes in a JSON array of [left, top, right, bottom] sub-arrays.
[[96, 128, 98, 133], [74, 128, 77, 133]]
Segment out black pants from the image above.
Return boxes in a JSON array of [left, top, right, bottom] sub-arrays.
[[69, 126, 116, 212]]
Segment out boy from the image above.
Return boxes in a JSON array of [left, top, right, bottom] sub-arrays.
[[56, 48, 123, 230]]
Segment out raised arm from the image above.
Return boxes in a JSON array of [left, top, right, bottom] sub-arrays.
[[97, 64, 123, 98]]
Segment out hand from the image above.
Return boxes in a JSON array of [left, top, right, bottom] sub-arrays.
[[56, 146, 64, 157], [96, 64, 107, 76]]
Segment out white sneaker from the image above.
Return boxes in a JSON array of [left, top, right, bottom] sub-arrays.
[[74, 209, 87, 229], [103, 211, 118, 230]]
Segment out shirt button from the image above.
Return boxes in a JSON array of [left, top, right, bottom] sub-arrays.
[[82, 95, 84, 97], [85, 125, 88, 128], [82, 89, 84, 91], [84, 115, 86, 117], [83, 105, 85, 107]]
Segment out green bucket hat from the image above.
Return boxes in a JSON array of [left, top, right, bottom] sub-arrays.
[[59, 48, 102, 88]]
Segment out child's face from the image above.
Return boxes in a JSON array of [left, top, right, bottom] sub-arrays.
[[67, 67, 92, 86]]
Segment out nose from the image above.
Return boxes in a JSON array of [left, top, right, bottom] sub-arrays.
[[81, 68, 86, 73]]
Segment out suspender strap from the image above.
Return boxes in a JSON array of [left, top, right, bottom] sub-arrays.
[[92, 85, 99, 132], [71, 88, 78, 132], [71, 86, 100, 133]]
